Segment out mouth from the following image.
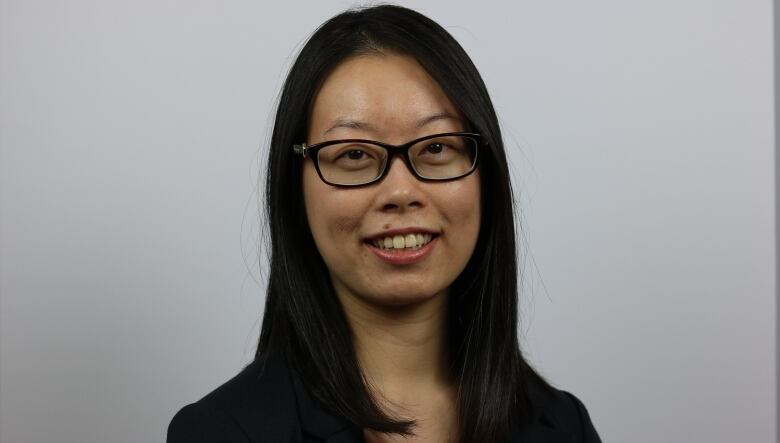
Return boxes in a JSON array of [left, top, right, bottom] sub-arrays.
[[363, 232, 440, 265], [364, 232, 439, 250]]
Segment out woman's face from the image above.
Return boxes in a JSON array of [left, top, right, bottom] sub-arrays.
[[303, 52, 481, 308]]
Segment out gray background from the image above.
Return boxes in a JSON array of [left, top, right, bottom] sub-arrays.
[[0, 1, 775, 442]]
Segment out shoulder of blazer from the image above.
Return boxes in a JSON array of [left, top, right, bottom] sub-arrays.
[[509, 375, 602, 443], [167, 354, 300, 443]]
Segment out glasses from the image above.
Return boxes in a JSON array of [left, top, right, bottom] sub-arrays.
[[292, 132, 482, 187]]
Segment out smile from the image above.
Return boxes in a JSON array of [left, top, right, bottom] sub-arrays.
[[364, 234, 439, 265], [369, 233, 434, 250]]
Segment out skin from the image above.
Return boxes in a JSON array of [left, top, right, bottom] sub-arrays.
[[302, 52, 481, 442]]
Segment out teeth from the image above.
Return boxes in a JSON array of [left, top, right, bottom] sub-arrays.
[[370, 233, 435, 250]]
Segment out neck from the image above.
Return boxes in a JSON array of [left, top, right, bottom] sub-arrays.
[[336, 288, 454, 406]]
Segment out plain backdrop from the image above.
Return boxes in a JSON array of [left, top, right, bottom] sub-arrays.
[[0, 1, 775, 442]]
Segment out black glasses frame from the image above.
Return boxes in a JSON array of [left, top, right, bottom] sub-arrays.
[[292, 131, 484, 188]]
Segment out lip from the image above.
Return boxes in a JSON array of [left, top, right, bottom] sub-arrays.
[[363, 226, 439, 241], [365, 235, 438, 265]]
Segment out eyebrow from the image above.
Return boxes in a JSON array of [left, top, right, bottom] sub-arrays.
[[415, 112, 460, 129], [322, 112, 461, 135], [323, 118, 375, 135]]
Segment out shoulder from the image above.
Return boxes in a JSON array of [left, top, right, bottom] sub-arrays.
[[541, 387, 601, 441], [517, 375, 602, 442], [167, 401, 249, 442], [167, 355, 300, 443]]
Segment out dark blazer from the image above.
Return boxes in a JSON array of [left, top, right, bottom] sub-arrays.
[[168, 352, 601, 442]]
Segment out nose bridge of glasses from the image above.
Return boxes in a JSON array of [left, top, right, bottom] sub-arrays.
[[384, 147, 418, 179]]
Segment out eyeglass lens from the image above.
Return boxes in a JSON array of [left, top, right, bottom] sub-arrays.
[[316, 135, 478, 185]]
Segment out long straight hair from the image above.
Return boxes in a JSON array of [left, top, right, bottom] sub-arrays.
[[257, 5, 554, 442]]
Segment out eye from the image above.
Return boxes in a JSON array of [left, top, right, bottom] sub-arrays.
[[424, 143, 446, 154], [343, 149, 367, 160]]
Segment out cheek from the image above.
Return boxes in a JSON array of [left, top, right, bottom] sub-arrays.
[[302, 163, 321, 231], [464, 199, 482, 255], [446, 174, 481, 234], [302, 163, 367, 252], [302, 163, 333, 246], [446, 176, 482, 268]]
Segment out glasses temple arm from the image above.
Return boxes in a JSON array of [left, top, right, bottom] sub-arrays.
[[292, 144, 308, 158]]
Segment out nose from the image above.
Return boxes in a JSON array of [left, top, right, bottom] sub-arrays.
[[375, 155, 424, 212]]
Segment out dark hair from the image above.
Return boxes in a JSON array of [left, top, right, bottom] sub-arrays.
[[257, 4, 554, 442]]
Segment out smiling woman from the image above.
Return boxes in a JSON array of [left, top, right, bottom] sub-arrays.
[[303, 53, 482, 310], [168, 5, 601, 443]]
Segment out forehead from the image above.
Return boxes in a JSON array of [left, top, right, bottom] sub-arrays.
[[307, 52, 463, 141]]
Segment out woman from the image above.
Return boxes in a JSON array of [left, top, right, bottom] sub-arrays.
[[168, 5, 601, 443]]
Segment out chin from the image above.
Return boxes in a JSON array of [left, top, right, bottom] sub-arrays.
[[363, 286, 447, 307]]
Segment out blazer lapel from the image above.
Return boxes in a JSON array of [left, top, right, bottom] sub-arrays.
[[321, 427, 366, 443], [217, 353, 303, 442], [507, 420, 576, 443], [505, 383, 577, 443], [291, 369, 363, 442]]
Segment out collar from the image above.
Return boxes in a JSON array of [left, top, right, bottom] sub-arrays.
[[290, 365, 365, 442], [290, 363, 574, 443], [239, 351, 575, 443]]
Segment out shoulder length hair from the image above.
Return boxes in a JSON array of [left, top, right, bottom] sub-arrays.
[[257, 4, 553, 442]]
